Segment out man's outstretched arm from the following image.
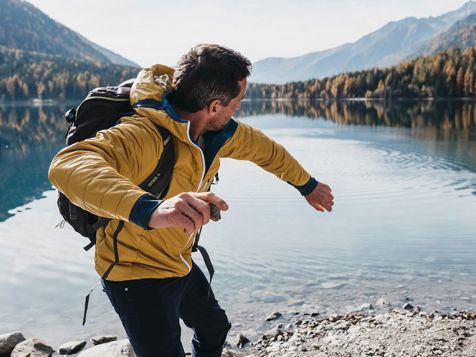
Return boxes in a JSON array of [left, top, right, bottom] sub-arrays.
[[219, 120, 334, 212]]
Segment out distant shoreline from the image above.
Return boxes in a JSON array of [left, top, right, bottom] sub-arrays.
[[0, 99, 79, 106], [1, 97, 476, 106], [240, 97, 476, 102]]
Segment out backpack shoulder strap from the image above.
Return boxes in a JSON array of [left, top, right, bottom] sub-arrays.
[[139, 124, 175, 199], [89, 124, 174, 248]]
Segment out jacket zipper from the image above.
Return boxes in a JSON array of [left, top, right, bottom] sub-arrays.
[[180, 121, 207, 271]]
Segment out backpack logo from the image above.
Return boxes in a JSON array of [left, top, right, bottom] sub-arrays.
[[154, 74, 171, 90], [147, 174, 161, 188]]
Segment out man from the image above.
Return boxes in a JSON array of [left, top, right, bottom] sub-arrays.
[[48, 44, 334, 357]]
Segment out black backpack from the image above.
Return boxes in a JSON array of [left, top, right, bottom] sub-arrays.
[[56, 79, 175, 251]]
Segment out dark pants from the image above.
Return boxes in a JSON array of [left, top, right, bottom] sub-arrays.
[[101, 262, 231, 357]]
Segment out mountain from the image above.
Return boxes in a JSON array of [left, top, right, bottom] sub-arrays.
[[0, 0, 142, 100], [0, 0, 139, 67], [417, 13, 476, 56], [251, 1, 476, 84]]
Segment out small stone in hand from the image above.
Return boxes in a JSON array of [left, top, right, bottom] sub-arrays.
[[210, 204, 221, 221]]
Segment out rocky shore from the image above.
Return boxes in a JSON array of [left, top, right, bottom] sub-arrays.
[[224, 305, 476, 357], [0, 333, 127, 357], [1, 305, 475, 356]]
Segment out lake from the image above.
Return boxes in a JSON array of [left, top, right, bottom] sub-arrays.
[[0, 100, 475, 348]]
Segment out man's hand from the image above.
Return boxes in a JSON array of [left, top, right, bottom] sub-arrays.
[[148, 192, 229, 234], [305, 182, 334, 212]]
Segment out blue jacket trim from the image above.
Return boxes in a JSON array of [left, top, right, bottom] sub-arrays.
[[129, 194, 162, 229], [291, 177, 318, 196], [202, 119, 239, 172], [133, 92, 188, 123]]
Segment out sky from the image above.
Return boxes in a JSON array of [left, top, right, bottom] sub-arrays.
[[27, 0, 470, 67]]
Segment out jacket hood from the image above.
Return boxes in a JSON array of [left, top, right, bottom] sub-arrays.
[[130, 64, 174, 104], [130, 64, 193, 144]]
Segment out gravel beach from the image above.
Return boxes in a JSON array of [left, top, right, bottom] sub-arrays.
[[223, 307, 476, 357]]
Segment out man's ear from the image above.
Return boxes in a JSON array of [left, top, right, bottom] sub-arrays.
[[207, 99, 222, 116]]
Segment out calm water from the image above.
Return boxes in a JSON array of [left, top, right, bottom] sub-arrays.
[[0, 100, 475, 348]]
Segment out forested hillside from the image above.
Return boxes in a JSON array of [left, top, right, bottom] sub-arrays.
[[0, 47, 139, 100], [247, 46, 476, 100]]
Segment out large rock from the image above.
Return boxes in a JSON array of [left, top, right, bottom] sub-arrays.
[[58, 340, 87, 354], [0, 332, 25, 356], [78, 339, 135, 357], [11, 338, 54, 357]]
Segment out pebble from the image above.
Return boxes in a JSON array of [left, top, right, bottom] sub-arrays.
[[376, 297, 390, 307], [348, 325, 361, 334], [265, 312, 282, 321], [374, 314, 390, 324], [58, 340, 87, 354], [235, 333, 250, 349], [265, 344, 281, 353], [91, 335, 117, 345], [263, 327, 282, 340], [334, 321, 351, 330], [358, 303, 374, 311]]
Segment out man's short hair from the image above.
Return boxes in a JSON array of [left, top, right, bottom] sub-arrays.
[[170, 44, 252, 112]]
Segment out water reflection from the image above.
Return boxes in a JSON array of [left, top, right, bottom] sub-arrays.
[[0, 104, 69, 221], [0, 100, 475, 221], [238, 99, 476, 130], [0, 104, 71, 149], [237, 100, 476, 175]]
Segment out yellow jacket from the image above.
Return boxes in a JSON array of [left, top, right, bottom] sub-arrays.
[[48, 64, 314, 281]]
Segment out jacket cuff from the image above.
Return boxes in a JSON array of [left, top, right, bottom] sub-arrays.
[[129, 194, 162, 229], [291, 176, 318, 196]]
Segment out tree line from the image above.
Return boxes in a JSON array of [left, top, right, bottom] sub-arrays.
[[2, 45, 476, 101], [247, 46, 476, 100], [0, 47, 138, 101]]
